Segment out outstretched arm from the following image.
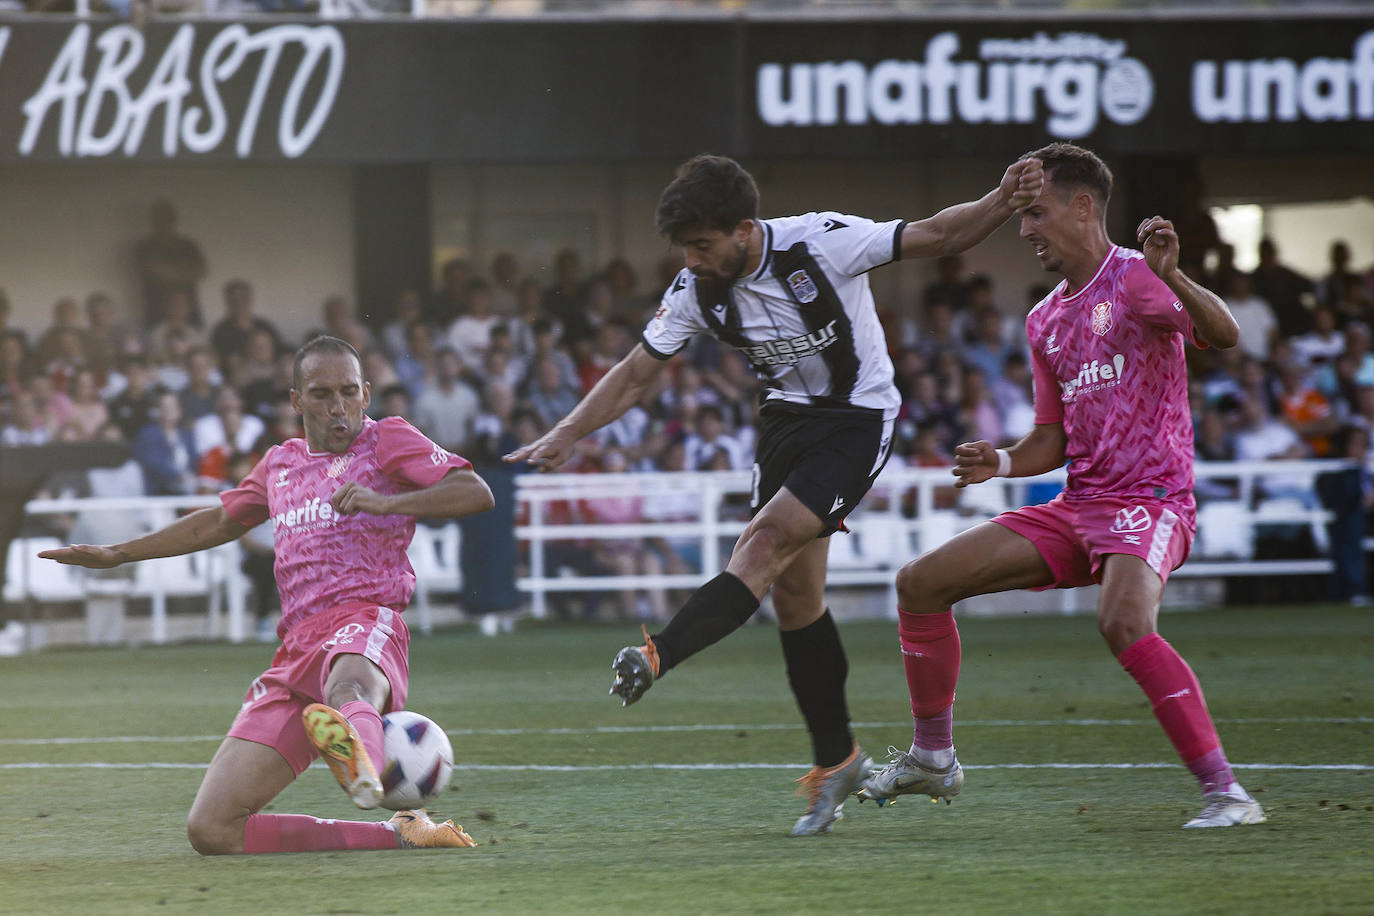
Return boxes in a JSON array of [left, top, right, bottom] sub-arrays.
[[332, 467, 494, 520], [39, 506, 248, 569], [503, 344, 669, 472], [899, 158, 1043, 260], [952, 423, 1068, 489], [1137, 215, 1239, 350]]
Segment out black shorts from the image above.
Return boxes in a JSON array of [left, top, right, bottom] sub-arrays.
[[750, 404, 895, 536]]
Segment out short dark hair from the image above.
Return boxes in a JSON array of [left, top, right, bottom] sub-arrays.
[[293, 335, 361, 389], [1024, 142, 1113, 216], [655, 154, 760, 239]]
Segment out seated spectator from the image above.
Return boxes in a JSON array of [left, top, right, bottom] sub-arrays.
[[148, 289, 209, 362], [132, 391, 199, 495], [428, 257, 470, 327], [1275, 357, 1339, 457], [1, 389, 51, 447], [210, 279, 281, 375], [241, 349, 295, 424], [0, 329, 31, 401], [510, 279, 554, 359], [962, 305, 1014, 384], [395, 320, 439, 398], [178, 347, 221, 424], [375, 383, 413, 421], [923, 253, 970, 313], [993, 351, 1036, 442], [228, 326, 280, 391], [1291, 303, 1345, 367], [107, 355, 161, 439], [32, 296, 86, 372], [361, 348, 401, 416], [28, 374, 73, 439], [381, 288, 426, 361], [62, 369, 110, 441], [683, 405, 745, 471], [953, 367, 1004, 446], [410, 347, 480, 452], [1223, 271, 1277, 361], [577, 320, 632, 394], [313, 294, 376, 353], [469, 380, 517, 465], [193, 386, 264, 460], [526, 352, 581, 430], [84, 291, 137, 381], [38, 326, 91, 394], [1233, 396, 1311, 503], [488, 251, 521, 316], [916, 299, 965, 365], [253, 391, 303, 452], [1194, 407, 1239, 501], [447, 279, 501, 370]]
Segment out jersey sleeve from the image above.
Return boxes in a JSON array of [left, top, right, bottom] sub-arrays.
[[1124, 257, 1205, 346], [1030, 345, 1065, 426], [220, 452, 272, 528], [807, 212, 907, 277], [640, 270, 706, 360], [376, 416, 473, 489]]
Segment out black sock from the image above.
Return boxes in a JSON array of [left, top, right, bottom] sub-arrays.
[[652, 571, 759, 674], [780, 609, 854, 768]]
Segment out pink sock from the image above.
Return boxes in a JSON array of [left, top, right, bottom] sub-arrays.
[[1118, 633, 1236, 793], [339, 700, 385, 770], [898, 608, 961, 750], [242, 813, 397, 853]]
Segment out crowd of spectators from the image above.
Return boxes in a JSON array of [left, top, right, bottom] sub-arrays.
[[4, 198, 1374, 618]]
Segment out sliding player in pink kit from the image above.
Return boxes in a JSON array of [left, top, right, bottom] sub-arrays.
[[857, 143, 1265, 828], [41, 336, 494, 853]]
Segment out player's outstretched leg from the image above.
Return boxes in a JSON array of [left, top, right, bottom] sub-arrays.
[[791, 744, 874, 836], [609, 571, 759, 706], [303, 703, 384, 809]]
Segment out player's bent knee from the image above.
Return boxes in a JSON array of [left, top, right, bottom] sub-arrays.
[[896, 554, 959, 611], [1098, 614, 1153, 655], [186, 811, 241, 856]]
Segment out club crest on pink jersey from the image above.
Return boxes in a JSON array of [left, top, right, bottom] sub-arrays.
[[1110, 505, 1153, 534], [787, 269, 819, 303], [326, 455, 353, 478], [1092, 300, 1114, 336]]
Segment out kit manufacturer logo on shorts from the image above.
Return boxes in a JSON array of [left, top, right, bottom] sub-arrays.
[[1092, 300, 1114, 336], [324, 622, 366, 648], [1110, 505, 1153, 543], [787, 269, 819, 303]]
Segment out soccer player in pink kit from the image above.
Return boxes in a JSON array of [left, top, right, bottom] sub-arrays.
[[857, 143, 1266, 828], [41, 336, 495, 853]]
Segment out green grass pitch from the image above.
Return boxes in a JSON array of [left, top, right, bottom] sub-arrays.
[[0, 605, 1370, 914]]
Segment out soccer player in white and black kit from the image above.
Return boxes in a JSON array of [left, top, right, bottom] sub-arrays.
[[505, 154, 1042, 835]]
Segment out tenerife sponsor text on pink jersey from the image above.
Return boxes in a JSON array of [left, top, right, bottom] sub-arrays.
[[221, 416, 471, 635], [1026, 245, 1203, 525]]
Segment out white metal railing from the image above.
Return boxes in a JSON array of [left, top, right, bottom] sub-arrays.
[[9, 494, 462, 646], [514, 460, 1355, 619]]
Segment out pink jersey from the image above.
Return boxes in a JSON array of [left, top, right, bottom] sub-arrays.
[[1027, 246, 1203, 524], [221, 416, 471, 634]]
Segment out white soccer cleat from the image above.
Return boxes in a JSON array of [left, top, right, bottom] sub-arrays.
[[1183, 791, 1267, 828], [855, 746, 963, 807]]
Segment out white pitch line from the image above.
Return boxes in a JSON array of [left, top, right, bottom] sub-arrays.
[[0, 761, 1369, 772], [3, 716, 1367, 746]]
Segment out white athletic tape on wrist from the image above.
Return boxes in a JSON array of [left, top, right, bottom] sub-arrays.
[[994, 448, 1012, 478]]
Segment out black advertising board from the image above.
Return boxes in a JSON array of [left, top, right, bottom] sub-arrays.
[[0, 15, 1368, 162]]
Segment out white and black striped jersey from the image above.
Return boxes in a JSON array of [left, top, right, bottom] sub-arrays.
[[641, 212, 904, 419]]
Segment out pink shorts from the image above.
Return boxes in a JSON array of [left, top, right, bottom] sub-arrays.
[[992, 493, 1193, 589], [227, 604, 411, 776]]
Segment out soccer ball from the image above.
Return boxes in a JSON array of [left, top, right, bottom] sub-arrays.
[[379, 710, 453, 811]]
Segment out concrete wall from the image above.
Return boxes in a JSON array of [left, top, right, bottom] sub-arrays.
[[0, 164, 353, 343]]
